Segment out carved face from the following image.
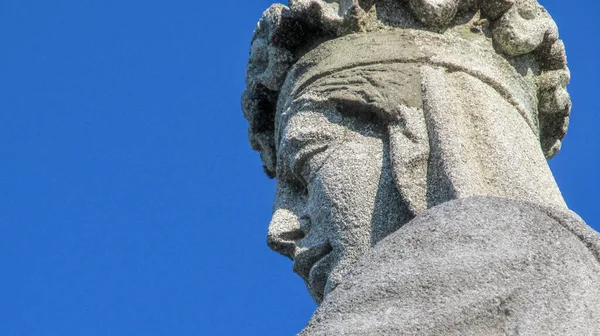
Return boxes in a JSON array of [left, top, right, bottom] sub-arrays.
[[262, 32, 567, 304], [268, 100, 409, 303]]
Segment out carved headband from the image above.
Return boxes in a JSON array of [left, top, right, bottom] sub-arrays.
[[242, 0, 571, 177]]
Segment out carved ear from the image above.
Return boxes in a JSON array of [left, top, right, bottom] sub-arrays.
[[387, 105, 430, 217]]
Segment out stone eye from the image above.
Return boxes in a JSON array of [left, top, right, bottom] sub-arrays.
[[282, 161, 309, 196], [290, 173, 309, 196]]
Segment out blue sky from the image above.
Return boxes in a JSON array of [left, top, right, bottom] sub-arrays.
[[0, 1, 598, 335]]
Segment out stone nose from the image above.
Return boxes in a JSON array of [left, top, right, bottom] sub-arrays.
[[267, 208, 306, 260]]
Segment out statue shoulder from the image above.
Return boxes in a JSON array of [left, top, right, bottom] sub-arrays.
[[300, 196, 600, 336]]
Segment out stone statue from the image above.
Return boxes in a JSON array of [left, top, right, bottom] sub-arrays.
[[242, 0, 600, 334]]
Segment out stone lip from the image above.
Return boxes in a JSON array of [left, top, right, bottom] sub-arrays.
[[292, 242, 333, 284], [299, 196, 600, 335]]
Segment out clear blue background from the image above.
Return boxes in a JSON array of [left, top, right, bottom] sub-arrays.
[[0, 1, 597, 335]]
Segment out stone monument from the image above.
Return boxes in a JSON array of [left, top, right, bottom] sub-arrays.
[[242, 0, 600, 334]]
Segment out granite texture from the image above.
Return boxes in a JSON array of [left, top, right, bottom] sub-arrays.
[[243, 0, 571, 178], [269, 28, 566, 303], [240, 0, 596, 334], [300, 196, 600, 335]]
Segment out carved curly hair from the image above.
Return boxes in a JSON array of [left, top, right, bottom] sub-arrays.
[[242, 0, 570, 177]]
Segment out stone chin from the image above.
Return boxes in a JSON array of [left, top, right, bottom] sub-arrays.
[[292, 240, 334, 302]]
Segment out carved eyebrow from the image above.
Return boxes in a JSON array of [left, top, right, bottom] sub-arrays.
[[277, 132, 328, 178], [290, 142, 329, 181], [276, 102, 376, 179], [289, 128, 350, 184]]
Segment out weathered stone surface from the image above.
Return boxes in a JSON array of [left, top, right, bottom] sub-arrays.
[[491, 3, 552, 56], [243, 0, 572, 176], [409, 0, 459, 27], [241, 0, 595, 334], [481, 0, 515, 20], [266, 27, 571, 304], [300, 197, 600, 335]]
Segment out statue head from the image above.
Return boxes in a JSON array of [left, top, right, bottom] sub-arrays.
[[242, 0, 571, 303]]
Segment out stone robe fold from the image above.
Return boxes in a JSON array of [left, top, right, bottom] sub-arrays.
[[300, 197, 600, 335]]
